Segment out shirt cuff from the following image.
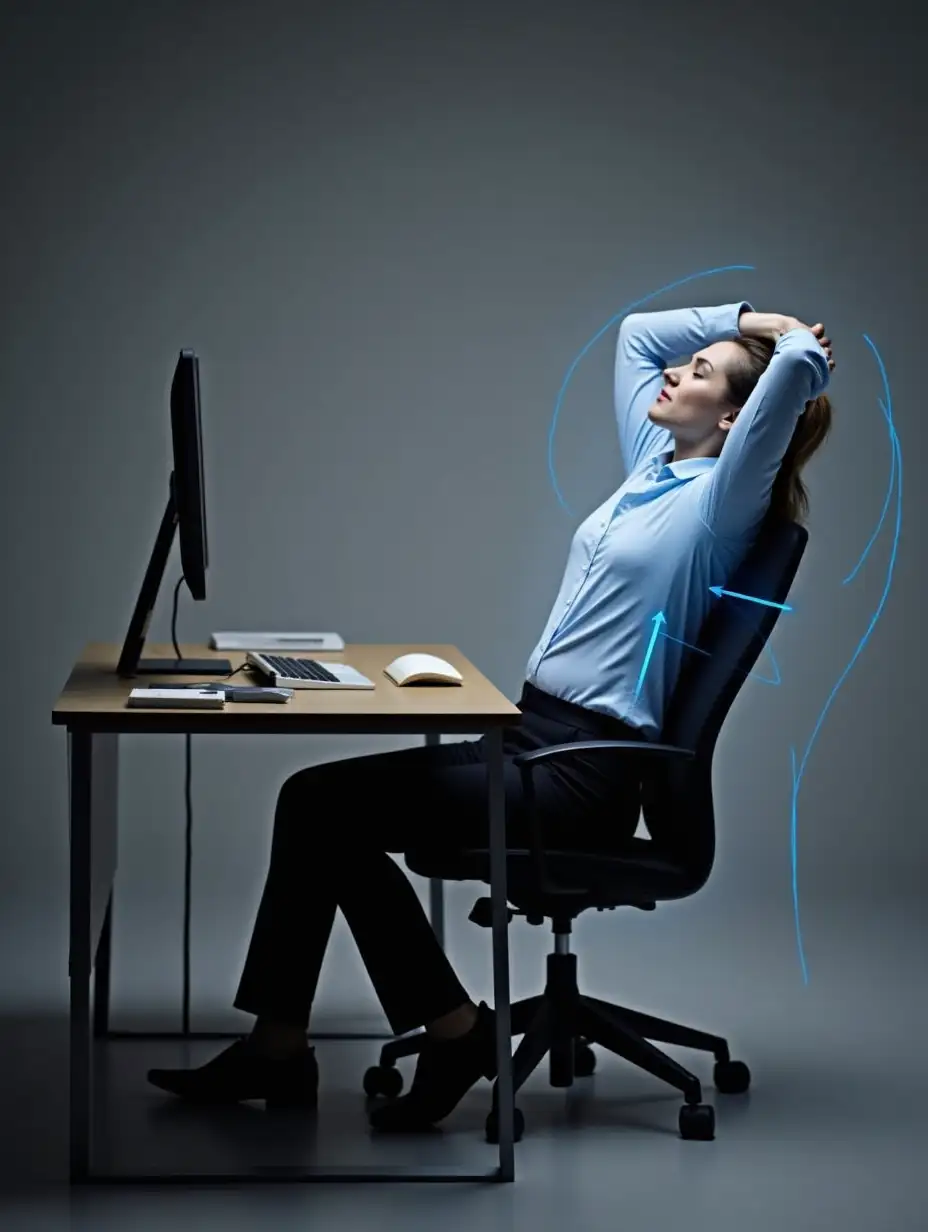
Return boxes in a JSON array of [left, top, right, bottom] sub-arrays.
[[727, 301, 753, 337]]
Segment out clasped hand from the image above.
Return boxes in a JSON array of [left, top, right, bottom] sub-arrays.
[[740, 311, 835, 372]]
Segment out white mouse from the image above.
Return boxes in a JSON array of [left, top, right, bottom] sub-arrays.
[[384, 653, 463, 686]]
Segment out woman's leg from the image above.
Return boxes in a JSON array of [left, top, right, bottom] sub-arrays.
[[146, 736, 504, 1106], [147, 704, 642, 1118], [238, 715, 623, 1044], [232, 739, 490, 1041]]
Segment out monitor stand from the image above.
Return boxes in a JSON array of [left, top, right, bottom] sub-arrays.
[[117, 475, 232, 678], [135, 656, 229, 675]]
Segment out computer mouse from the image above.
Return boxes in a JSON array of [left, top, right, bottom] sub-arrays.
[[384, 653, 463, 686]]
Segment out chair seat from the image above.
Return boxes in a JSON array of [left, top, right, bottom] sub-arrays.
[[405, 839, 698, 914]]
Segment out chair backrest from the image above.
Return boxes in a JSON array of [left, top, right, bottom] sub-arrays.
[[641, 515, 809, 889]]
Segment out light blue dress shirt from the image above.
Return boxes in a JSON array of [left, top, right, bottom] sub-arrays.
[[526, 301, 831, 738]]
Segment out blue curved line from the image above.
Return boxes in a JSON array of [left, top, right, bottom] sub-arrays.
[[547, 264, 756, 513], [842, 396, 895, 585], [791, 340, 901, 984]]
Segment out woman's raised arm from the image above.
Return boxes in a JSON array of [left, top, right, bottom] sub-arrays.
[[614, 302, 752, 475], [698, 323, 831, 536]]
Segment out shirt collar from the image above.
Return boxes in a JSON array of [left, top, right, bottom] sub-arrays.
[[648, 448, 718, 481]]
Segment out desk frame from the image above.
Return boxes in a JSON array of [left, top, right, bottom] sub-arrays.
[[67, 718, 515, 1185], [95, 731, 447, 1046]]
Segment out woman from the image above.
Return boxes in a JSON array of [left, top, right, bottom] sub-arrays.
[[148, 300, 834, 1131]]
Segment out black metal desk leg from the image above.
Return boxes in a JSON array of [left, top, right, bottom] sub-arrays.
[[68, 728, 119, 1182], [93, 893, 113, 1040], [69, 729, 93, 1182], [486, 727, 515, 1182], [423, 731, 446, 948]]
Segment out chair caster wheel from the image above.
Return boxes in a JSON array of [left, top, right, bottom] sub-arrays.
[[362, 1064, 404, 1099], [714, 1058, 751, 1094], [679, 1102, 715, 1140], [485, 1106, 525, 1144], [574, 1040, 596, 1077]]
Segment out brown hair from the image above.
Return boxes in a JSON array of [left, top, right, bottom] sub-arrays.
[[724, 336, 833, 525]]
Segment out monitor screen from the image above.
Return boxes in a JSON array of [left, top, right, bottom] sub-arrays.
[[170, 350, 208, 600]]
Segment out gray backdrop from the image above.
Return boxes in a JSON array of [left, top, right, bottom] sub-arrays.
[[0, 0, 923, 1029]]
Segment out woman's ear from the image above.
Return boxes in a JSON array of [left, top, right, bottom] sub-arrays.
[[718, 405, 740, 432]]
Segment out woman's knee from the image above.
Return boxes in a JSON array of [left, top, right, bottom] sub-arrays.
[[272, 750, 429, 853], [277, 761, 337, 808], [271, 764, 328, 844], [273, 761, 368, 843]]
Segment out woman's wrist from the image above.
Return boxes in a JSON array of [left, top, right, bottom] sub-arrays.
[[738, 310, 789, 340]]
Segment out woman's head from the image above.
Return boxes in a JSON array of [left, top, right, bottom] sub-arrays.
[[647, 336, 833, 523]]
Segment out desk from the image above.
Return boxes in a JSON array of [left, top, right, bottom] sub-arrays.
[[53, 642, 522, 1184]]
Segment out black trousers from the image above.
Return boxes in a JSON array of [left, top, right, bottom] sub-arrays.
[[233, 682, 646, 1038]]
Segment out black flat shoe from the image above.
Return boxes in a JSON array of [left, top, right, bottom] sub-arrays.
[[147, 1039, 318, 1109], [369, 1002, 498, 1133]]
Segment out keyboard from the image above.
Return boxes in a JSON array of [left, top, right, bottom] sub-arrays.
[[257, 655, 339, 682], [246, 652, 375, 690]]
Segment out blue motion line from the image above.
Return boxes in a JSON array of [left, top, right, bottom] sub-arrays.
[[634, 611, 666, 698], [841, 395, 897, 585], [547, 264, 755, 514], [790, 341, 901, 985], [660, 631, 782, 686]]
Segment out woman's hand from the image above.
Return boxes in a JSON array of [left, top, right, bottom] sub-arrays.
[[739, 311, 835, 371], [808, 322, 835, 372]]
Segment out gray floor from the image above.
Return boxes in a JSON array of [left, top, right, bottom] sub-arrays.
[[1, 901, 925, 1231]]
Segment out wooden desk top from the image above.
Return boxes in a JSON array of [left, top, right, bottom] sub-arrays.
[[52, 643, 522, 735]]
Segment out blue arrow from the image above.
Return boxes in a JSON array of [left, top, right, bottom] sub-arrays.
[[634, 611, 666, 698], [709, 584, 793, 612]]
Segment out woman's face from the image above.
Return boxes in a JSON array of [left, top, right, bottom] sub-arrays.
[[647, 340, 742, 447]]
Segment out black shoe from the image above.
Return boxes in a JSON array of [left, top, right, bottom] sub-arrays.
[[368, 1002, 498, 1133], [147, 1039, 318, 1109]]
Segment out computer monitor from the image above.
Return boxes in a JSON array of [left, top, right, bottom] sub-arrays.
[[116, 350, 232, 677]]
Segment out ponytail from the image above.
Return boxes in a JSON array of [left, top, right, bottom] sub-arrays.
[[768, 393, 833, 524]]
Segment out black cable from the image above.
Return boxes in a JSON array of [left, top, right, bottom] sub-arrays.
[[171, 576, 184, 664], [183, 732, 192, 1037], [171, 578, 248, 1036], [170, 574, 193, 1036]]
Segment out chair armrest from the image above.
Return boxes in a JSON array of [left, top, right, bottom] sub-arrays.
[[511, 740, 694, 899], [512, 740, 695, 769]]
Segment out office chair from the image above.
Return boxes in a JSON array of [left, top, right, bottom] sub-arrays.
[[363, 514, 808, 1143]]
